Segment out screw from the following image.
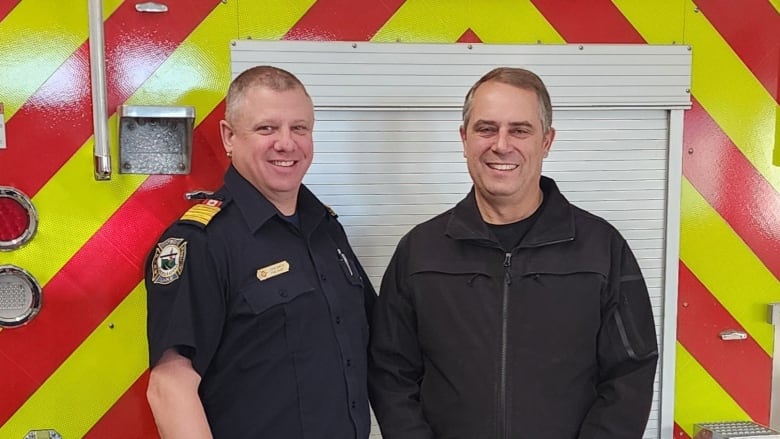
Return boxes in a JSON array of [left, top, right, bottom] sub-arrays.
[[178, 163, 186, 171], [688, 148, 694, 154], [578, 45, 584, 50], [467, 44, 473, 50], [122, 162, 131, 170], [352, 43, 357, 48], [108, 323, 115, 329]]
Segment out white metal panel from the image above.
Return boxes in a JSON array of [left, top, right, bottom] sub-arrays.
[[304, 108, 668, 439], [230, 41, 684, 439], [232, 40, 692, 109]]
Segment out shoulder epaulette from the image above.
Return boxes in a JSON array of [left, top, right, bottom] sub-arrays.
[[179, 199, 224, 227], [325, 204, 338, 218]]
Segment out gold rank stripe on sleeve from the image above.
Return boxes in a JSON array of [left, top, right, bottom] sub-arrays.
[[180, 202, 223, 226]]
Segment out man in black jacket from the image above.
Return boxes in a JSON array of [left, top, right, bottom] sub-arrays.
[[368, 67, 659, 439]]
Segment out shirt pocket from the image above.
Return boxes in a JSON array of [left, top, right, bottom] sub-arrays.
[[239, 274, 315, 315]]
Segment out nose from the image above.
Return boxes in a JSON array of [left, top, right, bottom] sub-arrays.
[[491, 129, 511, 153], [273, 127, 295, 152]]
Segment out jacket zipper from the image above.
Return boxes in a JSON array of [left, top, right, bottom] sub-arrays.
[[499, 252, 512, 439]]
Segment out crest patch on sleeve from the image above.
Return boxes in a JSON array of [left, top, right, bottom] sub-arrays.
[[151, 237, 187, 285]]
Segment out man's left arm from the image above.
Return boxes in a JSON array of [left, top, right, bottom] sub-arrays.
[[579, 239, 659, 439]]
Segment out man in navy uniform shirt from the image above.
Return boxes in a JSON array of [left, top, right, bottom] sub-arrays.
[[146, 65, 376, 438]]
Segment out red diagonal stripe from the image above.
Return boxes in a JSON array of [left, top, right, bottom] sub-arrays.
[[675, 423, 692, 439], [0, 0, 221, 196], [284, 0, 406, 40], [695, 0, 779, 102], [530, 0, 644, 43], [684, 98, 780, 279], [678, 261, 771, 423], [536, 0, 776, 428], [0, 103, 229, 424], [85, 371, 159, 439], [0, 0, 20, 21], [457, 28, 482, 43]]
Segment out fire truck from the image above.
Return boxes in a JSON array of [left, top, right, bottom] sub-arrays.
[[0, 1, 777, 438]]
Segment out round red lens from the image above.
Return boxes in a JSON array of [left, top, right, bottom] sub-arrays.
[[0, 196, 30, 242]]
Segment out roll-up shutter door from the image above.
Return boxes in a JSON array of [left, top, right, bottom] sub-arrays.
[[231, 41, 691, 438]]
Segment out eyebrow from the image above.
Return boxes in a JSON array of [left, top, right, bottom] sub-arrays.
[[473, 119, 535, 129]]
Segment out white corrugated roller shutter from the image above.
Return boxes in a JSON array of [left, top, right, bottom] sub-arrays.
[[231, 41, 690, 439]]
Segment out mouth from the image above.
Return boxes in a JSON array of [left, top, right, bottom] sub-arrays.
[[270, 160, 295, 168], [487, 163, 518, 171]]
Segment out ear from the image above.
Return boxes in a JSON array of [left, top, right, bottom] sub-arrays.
[[542, 127, 555, 158], [459, 125, 467, 158], [219, 120, 234, 155]]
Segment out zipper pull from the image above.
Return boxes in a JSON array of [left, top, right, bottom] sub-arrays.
[[503, 252, 512, 285]]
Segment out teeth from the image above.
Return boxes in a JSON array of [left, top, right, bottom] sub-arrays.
[[272, 160, 294, 167], [488, 163, 518, 171]]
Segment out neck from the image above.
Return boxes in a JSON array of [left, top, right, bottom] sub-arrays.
[[261, 190, 298, 216], [476, 188, 543, 225]]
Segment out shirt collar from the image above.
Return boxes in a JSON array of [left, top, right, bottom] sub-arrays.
[[446, 175, 575, 247], [223, 165, 327, 234]]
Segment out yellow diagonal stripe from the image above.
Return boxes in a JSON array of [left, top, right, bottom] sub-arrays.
[[612, 0, 780, 192], [0, 0, 123, 118], [0, 282, 147, 438], [238, 0, 316, 39], [0, 135, 145, 285], [770, 0, 780, 13], [679, 178, 779, 354], [372, 0, 563, 43], [0, 1, 238, 285], [1, 4, 238, 433], [674, 343, 750, 436]]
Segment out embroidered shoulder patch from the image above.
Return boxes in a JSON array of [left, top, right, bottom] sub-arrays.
[[180, 199, 223, 226], [151, 237, 188, 285]]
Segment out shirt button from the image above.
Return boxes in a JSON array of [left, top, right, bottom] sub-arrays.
[[351, 400, 356, 409], [278, 289, 287, 297], [346, 359, 352, 367], [320, 273, 327, 281], [335, 316, 341, 324]]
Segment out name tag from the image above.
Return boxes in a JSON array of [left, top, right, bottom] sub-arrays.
[[257, 260, 290, 281]]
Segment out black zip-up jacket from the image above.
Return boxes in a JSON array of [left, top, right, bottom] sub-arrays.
[[368, 176, 659, 439]]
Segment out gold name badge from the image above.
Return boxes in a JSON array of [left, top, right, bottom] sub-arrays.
[[257, 260, 290, 281]]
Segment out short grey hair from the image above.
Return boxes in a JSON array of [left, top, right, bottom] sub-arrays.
[[225, 65, 310, 123], [462, 67, 553, 134]]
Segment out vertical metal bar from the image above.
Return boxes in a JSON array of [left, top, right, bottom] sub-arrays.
[[88, 0, 111, 180], [769, 303, 780, 430]]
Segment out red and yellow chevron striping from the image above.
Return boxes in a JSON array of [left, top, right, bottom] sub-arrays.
[[0, 0, 777, 437]]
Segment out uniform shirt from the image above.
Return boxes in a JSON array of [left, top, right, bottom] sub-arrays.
[[146, 166, 376, 439]]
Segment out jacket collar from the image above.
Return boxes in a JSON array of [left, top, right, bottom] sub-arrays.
[[223, 165, 327, 235], [446, 176, 575, 247]]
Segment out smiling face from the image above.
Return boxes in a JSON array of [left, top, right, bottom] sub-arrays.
[[220, 85, 314, 213], [460, 81, 555, 219]]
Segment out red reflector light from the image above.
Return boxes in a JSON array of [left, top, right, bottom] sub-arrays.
[[0, 197, 30, 241], [0, 187, 37, 250]]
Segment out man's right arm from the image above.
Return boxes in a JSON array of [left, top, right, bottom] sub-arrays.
[[147, 349, 213, 439], [368, 238, 434, 439]]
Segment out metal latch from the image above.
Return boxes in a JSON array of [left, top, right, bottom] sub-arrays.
[[719, 329, 748, 341], [135, 2, 168, 12], [185, 190, 215, 200], [24, 430, 62, 439]]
